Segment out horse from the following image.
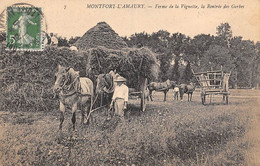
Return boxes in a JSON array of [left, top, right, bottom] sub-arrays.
[[95, 71, 117, 118], [148, 79, 176, 101], [95, 71, 116, 106], [179, 82, 195, 101], [53, 65, 94, 131]]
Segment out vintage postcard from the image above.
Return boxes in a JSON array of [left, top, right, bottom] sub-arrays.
[[0, 0, 259, 165]]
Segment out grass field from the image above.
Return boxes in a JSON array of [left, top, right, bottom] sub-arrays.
[[0, 89, 259, 166]]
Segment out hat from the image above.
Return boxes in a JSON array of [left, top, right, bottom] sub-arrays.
[[114, 76, 127, 82]]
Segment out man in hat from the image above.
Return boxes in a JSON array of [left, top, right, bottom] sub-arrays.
[[110, 76, 129, 118]]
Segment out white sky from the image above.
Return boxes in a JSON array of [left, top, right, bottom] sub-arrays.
[[1, 0, 259, 42]]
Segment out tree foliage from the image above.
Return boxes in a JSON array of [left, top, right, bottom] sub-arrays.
[[118, 22, 259, 88]]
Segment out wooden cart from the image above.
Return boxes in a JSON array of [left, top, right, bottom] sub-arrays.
[[128, 76, 148, 112], [192, 68, 231, 105]]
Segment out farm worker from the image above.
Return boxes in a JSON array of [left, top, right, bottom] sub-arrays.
[[50, 33, 58, 46], [110, 76, 129, 118], [173, 86, 179, 100]]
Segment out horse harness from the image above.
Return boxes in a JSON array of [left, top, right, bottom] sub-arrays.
[[102, 74, 114, 94], [59, 70, 89, 97]]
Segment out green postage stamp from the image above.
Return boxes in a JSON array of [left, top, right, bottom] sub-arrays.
[[6, 7, 43, 51]]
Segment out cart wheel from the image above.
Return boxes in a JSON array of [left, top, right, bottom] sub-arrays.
[[140, 77, 148, 112]]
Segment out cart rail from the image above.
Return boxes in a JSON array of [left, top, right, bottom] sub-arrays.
[[192, 67, 231, 105]]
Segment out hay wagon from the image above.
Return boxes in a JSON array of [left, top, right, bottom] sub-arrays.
[[86, 46, 158, 112], [192, 67, 231, 105], [128, 75, 148, 112]]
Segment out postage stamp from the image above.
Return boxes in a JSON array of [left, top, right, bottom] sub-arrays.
[[6, 7, 43, 51]]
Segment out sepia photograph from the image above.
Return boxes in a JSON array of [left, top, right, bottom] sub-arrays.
[[0, 0, 259, 165]]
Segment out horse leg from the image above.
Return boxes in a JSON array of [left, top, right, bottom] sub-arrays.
[[85, 99, 92, 125], [72, 103, 77, 131], [80, 100, 85, 126], [190, 93, 193, 101], [59, 101, 65, 131], [149, 90, 153, 101], [80, 96, 89, 125], [164, 90, 167, 101], [180, 91, 183, 101], [188, 93, 190, 102]]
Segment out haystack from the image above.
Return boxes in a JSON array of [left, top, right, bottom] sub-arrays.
[[86, 46, 159, 88], [75, 22, 128, 50]]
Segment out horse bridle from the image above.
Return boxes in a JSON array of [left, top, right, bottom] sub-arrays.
[[101, 74, 114, 93], [56, 70, 80, 96]]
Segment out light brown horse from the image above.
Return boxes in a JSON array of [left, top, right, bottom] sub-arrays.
[[148, 79, 176, 101], [53, 65, 93, 131]]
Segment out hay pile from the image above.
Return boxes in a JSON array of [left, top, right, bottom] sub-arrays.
[[86, 46, 159, 88], [75, 22, 128, 50], [0, 46, 88, 112]]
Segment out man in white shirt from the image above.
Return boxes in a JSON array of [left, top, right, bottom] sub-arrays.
[[110, 76, 129, 118], [50, 33, 58, 46], [173, 86, 179, 100]]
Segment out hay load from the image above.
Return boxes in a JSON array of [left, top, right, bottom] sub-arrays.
[[75, 22, 128, 50], [86, 46, 159, 88]]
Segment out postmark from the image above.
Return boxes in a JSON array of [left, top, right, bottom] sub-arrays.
[[6, 6, 44, 51]]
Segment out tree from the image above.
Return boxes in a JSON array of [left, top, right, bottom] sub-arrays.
[[168, 33, 189, 57], [229, 37, 258, 88], [200, 45, 234, 73], [185, 34, 215, 66], [170, 58, 180, 83], [182, 61, 193, 83], [151, 31, 172, 81], [216, 22, 232, 47], [57, 36, 69, 47], [125, 32, 150, 48]]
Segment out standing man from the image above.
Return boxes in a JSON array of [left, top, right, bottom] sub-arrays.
[[110, 76, 129, 118], [50, 33, 58, 46], [173, 86, 179, 100]]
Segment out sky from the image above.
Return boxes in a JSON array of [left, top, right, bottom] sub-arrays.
[[1, 0, 259, 42]]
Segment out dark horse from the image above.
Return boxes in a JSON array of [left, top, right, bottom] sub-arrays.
[[179, 82, 195, 101], [148, 79, 176, 101], [95, 71, 116, 106], [53, 65, 94, 131]]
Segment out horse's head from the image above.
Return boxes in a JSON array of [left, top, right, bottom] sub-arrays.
[[170, 80, 177, 88], [53, 65, 70, 93], [95, 73, 114, 94]]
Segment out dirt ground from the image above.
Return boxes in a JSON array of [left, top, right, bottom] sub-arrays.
[[0, 89, 259, 165]]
